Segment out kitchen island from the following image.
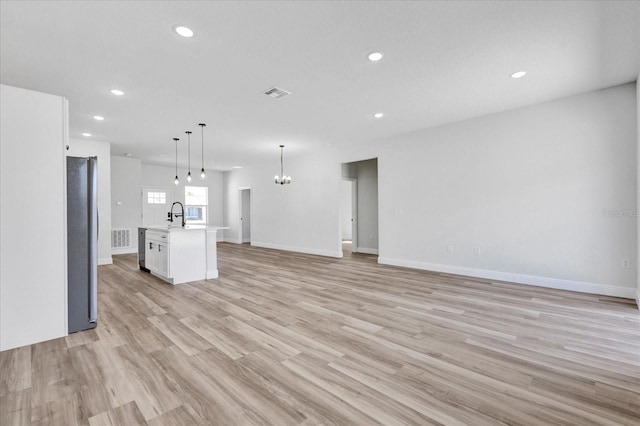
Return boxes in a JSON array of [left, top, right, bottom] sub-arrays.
[[144, 225, 228, 285]]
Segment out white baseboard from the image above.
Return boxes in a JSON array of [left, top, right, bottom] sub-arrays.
[[98, 257, 113, 265], [111, 247, 136, 255], [378, 257, 636, 299], [224, 238, 253, 244], [355, 247, 379, 255], [251, 241, 341, 258]]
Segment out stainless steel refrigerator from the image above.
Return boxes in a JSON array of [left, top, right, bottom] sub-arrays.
[[67, 156, 98, 333]]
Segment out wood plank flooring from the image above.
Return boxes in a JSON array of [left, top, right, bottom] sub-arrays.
[[1, 242, 639, 425]]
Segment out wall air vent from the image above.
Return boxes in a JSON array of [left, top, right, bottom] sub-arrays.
[[111, 228, 131, 248], [263, 86, 291, 99]]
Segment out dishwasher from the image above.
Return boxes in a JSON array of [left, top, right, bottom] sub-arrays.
[[138, 227, 149, 272]]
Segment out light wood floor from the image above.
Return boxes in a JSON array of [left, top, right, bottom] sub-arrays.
[[1, 243, 639, 425]]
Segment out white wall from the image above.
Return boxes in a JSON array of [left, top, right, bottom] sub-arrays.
[[67, 139, 112, 265], [141, 164, 224, 232], [111, 156, 142, 254], [1, 84, 68, 351], [223, 152, 344, 256], [223, 83, 637, 298], [378, 83, 637, 298]]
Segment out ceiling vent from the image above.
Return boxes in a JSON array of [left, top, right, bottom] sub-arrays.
[[263, 86, 291, 99]]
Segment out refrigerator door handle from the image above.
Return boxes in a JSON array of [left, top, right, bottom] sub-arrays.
[[87, 156, 98, 323]]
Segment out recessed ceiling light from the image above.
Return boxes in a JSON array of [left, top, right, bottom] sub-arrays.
[[93, 115, 104, 121], [510, 71, 527, 79], [110, 89, 124, 96], [373, 113, 384, 118], [232, 166, 243, 169], [367, 52, 384, 62], [174, 26, 194, 38], [82, 132, 92, 137]]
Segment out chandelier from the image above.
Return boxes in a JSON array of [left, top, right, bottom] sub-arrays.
[[274, 144, 291, 185]]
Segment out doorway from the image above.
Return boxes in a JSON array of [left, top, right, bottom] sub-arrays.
[[238, 187, 251, 244], [340, 159, 378, 256], [141, 186, 170, 226], [341, 178, 357, 245]]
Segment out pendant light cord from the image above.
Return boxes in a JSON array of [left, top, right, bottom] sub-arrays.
[[200, 123, 205, 169], [174, 138, 178, 176], [186, 131, 192, 174], [199, 123, 206, 179], [280, 146, 284, 177], [173, 137, 180, 185]]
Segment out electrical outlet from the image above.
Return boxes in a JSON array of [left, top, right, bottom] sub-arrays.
[[446, 245, 453, 253], [474, 247, 480, 256], [622, 258, 630, 269]]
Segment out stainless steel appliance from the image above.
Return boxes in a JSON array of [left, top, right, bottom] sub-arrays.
[[67, 156, 98, 333], [138, 227, 149, 272]]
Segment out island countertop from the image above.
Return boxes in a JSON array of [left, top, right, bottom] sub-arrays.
[[145, 225, 229, 233]]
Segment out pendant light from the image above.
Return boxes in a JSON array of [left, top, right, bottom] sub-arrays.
[[199, 123, 206, 179], [173, 138, 180, 185], [274, 144, 291, 185], [185, 130, 192, 182]]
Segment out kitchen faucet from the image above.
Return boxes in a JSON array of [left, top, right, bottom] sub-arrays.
[[168, 201, 186, 227]]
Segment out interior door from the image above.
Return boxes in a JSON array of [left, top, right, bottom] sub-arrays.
[[341, 180, 353, 241], [142, 187, 170, 227], [239, 188, 251, 243]]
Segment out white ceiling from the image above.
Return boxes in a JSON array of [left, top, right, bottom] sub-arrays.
[[1, 1, 638, 170]]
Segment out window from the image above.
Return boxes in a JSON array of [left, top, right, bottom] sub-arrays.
[[185, 186, 208, 224], [147, 191, 166, 204]]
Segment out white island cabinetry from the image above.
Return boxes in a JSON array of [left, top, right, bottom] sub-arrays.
[[145, 230, 170, 278], [145, 226, 226, 285]]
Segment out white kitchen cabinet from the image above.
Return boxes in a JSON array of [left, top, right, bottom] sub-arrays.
[[145, 230, 170, 279], [145, 227, 206, 284], [144, 226, 227, 285], [157, 242, 169, 277]]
